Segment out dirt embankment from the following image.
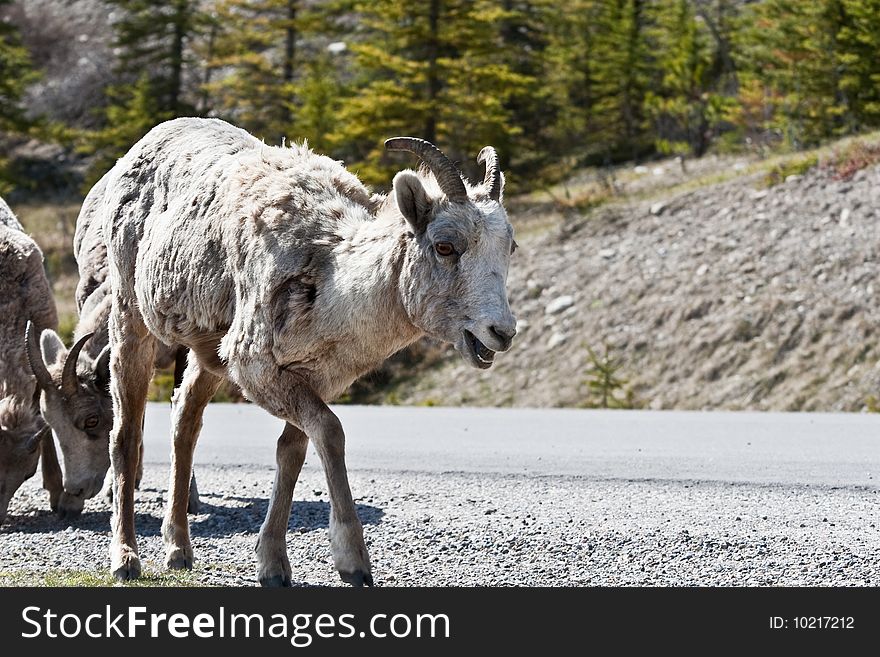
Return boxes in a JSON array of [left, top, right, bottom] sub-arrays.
[[370, 160, 880, 411]]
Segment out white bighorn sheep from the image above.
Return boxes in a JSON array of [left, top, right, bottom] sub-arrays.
[[99, 118, 516, 585], [27, 174, 196, 520], [0, 195, 63, 524]]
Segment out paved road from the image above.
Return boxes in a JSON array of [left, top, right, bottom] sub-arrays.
[[146, 404, 880, 487], [2, 406, 878, 586]]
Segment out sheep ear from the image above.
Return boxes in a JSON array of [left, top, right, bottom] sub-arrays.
[[94, 345, 111, 395], [40, 329, 67, 368], [393, 171, 433, 233]]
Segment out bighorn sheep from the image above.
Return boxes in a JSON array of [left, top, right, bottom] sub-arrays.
[[26, 174, 196, 520], [99, 118, 516, 585], [0, 195, 62, 525]]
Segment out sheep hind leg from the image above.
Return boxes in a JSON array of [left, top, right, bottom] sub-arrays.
[[162, 357, 221, 570], [108, 308, 156, 582], [256, 422, 309, 587], [173, 346, 201, 515], [291, 382, 372, 587]]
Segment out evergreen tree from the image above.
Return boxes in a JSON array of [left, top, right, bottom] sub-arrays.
[[645, 0, 715, 156], [0, 0, 37, 192], [80, 74, 170, 187], [334, 0, 531, 185], [838, 0, 880, 129], [205, 0, 302, 142], [590, 0, 655, 160], [0, 0, 35, 134], [79, 0, 204, 186], [294, 51, 346, 153], [737, 0, 852, 148], [106, 0, 203, 116], [543, 0, 603, 165]]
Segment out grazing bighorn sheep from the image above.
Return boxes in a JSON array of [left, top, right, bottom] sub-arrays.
[[99, 117, 516, 585], [0, 195, 63, 525], [26, 174, 196, 520]]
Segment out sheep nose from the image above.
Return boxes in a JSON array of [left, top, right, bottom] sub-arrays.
[[490, 325, 516, 351]]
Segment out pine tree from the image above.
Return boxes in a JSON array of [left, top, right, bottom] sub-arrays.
[[0, 0, 37, 192], [333, 0, 531, 186], [0, 0, 35, 134], [79, 0, 204, 187], [838, 0, 880, 129], [80, 74, 170, 187], [645, 0, 715, 156], [590, 0, 655, 160], [543, 0, 603, 165], [737, 0, 852, 148], [294, 51, 346, 153], [205, 0, 302, 143], [583, 344, 633, 409], [106, 0, 203, 116]]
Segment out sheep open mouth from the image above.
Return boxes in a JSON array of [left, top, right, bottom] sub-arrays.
[[464, 330, 495, 368]]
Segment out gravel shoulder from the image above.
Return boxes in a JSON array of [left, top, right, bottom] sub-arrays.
[[2, 463, 878, 586]]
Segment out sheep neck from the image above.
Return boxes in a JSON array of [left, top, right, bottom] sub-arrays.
[[333, 213, 424, 355]]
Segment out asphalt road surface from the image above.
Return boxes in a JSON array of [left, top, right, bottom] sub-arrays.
[[2, 405, 878, 586]]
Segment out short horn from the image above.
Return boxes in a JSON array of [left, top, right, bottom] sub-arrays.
[[25, 321, 53, 391], [385, 137, 468, 201], [478, 146, 502, 201], [26, 424, 50, 453], [61, 332, 93, 398]]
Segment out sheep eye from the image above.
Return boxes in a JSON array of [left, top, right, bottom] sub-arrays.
[[84, 416, 99, 430], [435, 242, 455, 257]]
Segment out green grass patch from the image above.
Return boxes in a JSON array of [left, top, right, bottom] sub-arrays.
[[763, 154, 819, 187], [0, 568, 207, 587]]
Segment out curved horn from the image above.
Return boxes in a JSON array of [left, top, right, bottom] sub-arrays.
[[385, 137, 468, 201], [25, 321, 53, 391], [61, 332, 93, 398], [478, 146, 502, 201], [25, 424, 50, 453]]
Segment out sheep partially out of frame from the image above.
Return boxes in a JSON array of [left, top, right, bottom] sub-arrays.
[[26, 174, 195, 520], [99, 118, 517, 586], [0, 195, 62, 525]]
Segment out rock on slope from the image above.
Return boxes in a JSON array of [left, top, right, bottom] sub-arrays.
[[383, 163, 880, 411]]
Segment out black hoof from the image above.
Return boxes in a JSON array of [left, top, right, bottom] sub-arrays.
[[260, 574, 292, 588], [340, 570, 374, 587], [57, 507, 82, 522], [187, 498, 201, 515]]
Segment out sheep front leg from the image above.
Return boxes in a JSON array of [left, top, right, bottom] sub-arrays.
[[255, 422, 309, 587], [162, 357, 221, 570], [108, 309, 156, 582], [290, 383, 372, 587], [39, 429, 63, 513]]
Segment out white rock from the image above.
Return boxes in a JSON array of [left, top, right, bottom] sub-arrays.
[[750, 189, 769, 200], [652, 167, 664, 176], [599, 248, 616, 259], [547, 332, 568, 349], [650, 201, 667, 216], [785, 174, 801, 183], [696, 264, 709, 276], [840, 208, 851, 226], [545, 295, 575, 315], [516, 319, 530, 332], [634, 165, 648, 174]]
